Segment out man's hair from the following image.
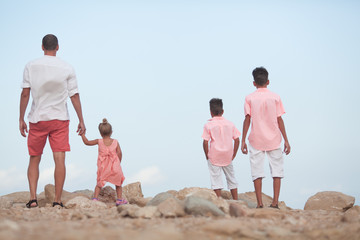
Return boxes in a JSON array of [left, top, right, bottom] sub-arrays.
[[209, 98, 223, 116], [252, 67, 269, 86], [42, 34, 58, 50], [98, 118, 112, 137]]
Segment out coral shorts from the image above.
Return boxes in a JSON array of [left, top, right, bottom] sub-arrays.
[[28, 120, 70, 156]]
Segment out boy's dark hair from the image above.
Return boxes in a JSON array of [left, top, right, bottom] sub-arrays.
[[42, 34, 58, 50], [209, 98, 223, 116], [252, 67, 269, 86]]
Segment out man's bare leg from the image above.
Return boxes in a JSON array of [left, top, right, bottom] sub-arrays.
[[27, 155, 41, 206], [254, 178, 263, 208], [53, 152, 66, 203]]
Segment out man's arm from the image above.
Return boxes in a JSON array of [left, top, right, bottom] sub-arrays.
[[277, 116, 290, 155], [203, 140, 209, 160], [232, 138, 240, 160], [19, 88, 30, 137], [241, 115, 251, 154], [70, 93, 86, 135]]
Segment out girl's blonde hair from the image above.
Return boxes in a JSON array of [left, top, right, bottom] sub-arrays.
[[98, 118, 112, 137]]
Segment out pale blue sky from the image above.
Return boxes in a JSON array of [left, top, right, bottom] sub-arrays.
[[1, 0, 359, 209]]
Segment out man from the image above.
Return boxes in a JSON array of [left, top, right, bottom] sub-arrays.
[[19, 34, 86, 208]]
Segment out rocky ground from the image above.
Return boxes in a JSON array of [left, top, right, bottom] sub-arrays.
[[0, 182, 359, 240]]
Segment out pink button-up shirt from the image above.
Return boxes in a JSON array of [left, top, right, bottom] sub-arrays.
[[202, 116, 241, 166], [244, 88, 285, 151]]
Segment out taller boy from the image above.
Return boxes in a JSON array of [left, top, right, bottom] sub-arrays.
[[241, 67, 290, 209]]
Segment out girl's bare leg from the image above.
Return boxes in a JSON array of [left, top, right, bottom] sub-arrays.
[[116, 185, 122, 199], [94, 186, 101, 199]]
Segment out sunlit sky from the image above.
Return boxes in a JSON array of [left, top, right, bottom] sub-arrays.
[[1, 0, 359, 209]]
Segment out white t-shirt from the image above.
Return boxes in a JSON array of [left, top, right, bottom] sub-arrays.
[[22, 55, 79, 123]]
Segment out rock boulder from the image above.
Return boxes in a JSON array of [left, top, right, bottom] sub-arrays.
[[304, 191, 355, 211]]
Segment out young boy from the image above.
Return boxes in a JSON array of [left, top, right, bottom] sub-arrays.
[[202, 98, 241, 200], [241, 67, 290, 209]]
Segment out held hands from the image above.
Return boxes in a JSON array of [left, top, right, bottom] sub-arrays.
[[77, 122, 86, 136], [19, 120, 28, 137]]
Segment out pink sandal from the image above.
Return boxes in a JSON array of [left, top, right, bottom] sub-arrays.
[[116, 198, 128, 206]]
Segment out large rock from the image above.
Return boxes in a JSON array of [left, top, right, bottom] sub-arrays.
[[176, 187, 206, 200], [238, 192, 288, 209], [65, 196, 107, 209], [130, 197, 152, 207], [117, 204, 160, 219], [343, 205, 360, 222], [117, 204, 141, 218], [135, 206, 161, 219], [157, 198, 186, 218], [175, 187, 229, 213], [44, 184, 91, 204], [304, 191, 355, 211], [184, 196, 225, 217], [229, 202, 249, 217], [123, 182, 144, 200], [73, 189, 94, 199], [98, 186, 116, 202], [147, 192, 174, 206], [0, 191, 47, 208]]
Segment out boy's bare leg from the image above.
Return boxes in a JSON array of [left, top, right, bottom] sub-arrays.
[[230, 188, 238, 200], [271, 177, 281, 206], [116, 185, 123, 199], [53, 152, 66, 203], [214, 189, 221, 197], [254, 178, 263, 207], [27, 155, 41, 206], [94, 186, 101, 199]]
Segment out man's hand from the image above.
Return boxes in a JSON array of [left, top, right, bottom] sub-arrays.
[[77, 122, 86, 136], [19, 120, 28, 137], [241, 141, 248, 154]]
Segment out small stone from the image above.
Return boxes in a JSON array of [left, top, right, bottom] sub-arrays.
[[157, 197, 186, 218], [135, 206, 160, 219], [147, 192, 174, 206], [184, 196, 225, 217], [229, 202, 249, 217]]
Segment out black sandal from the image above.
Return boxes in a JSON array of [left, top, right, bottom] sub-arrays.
[[269, 204, 279, 209], [26, 199, 38, 208], [52, 202, 64, 207]]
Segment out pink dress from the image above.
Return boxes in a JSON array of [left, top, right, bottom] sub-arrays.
[[96, 139, 125, 188]]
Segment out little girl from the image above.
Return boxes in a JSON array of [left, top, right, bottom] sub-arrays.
[[81, 118, 127, 206]]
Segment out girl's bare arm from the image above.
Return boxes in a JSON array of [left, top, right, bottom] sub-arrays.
[[116, 143, 122, 162], [81, 134, 98, 146]]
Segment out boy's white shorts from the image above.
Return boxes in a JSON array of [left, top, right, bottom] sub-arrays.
[[207, 161, 238, 190], [249, 143, 284, 181]]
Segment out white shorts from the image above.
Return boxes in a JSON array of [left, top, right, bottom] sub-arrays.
[[249, 143, 284, 181], [207, 161, 238, 190]]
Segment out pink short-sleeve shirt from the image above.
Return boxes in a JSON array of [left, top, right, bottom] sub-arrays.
[[244, 88, 285, 151], [202, 116, 241, 166]]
